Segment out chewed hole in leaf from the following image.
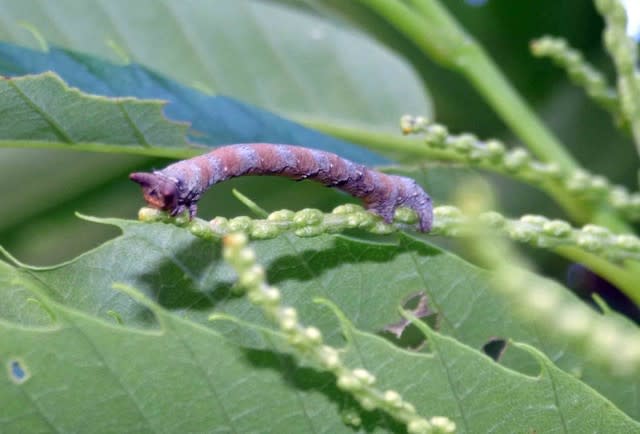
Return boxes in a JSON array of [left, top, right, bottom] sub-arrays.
[[482, 337, 508, 362], [7, 358, 30, 384], [383, 291, 435, 338], [381, 291, 439, 351]]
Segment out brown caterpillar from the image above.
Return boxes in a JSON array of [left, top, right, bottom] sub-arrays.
[[130, 144, 433, 231]]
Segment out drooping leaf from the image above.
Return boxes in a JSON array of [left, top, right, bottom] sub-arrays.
[[4, 217, 639, 420], [1, 257, 638, 433], [0, 0, 431, 133]]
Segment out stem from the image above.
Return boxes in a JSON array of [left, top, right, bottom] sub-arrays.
[[463, 51, 575, 167], [317, 0, 635, 234], [356, 0, 576, 170], [350, 0, 637, 234]]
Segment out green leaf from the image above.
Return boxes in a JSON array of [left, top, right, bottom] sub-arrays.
[[5, 217, 639, 420], [0, 260, 54, 326], [0, 0, 431, 132], [0, 45, 388, 264], [0, 71, 188, 263], [338, 312, 640, 433], [0, 72, 188, 149], [0, 285, 354, 433], [1, 258, 638, 433], [0, 43, 387, 164]]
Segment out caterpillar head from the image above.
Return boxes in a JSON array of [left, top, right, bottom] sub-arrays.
[[130, 172, 179, 214]]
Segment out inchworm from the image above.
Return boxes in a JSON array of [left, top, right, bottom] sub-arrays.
[[130, 143, 433, 232]]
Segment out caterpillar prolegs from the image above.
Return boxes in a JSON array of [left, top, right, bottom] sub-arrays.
[[130, 144, 433, 232]]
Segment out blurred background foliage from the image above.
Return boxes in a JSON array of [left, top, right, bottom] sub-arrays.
[[0, 0, 636, 310]]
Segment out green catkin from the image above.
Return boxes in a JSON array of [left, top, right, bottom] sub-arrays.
[[530, 36, 623, 124], [455, 186, 640, 376], [470, 230, 640, 376], [221, 232, 455, 434], [139, 205, 640, 264], [595, 0, 640, 151], [400, 115, 640, 220]]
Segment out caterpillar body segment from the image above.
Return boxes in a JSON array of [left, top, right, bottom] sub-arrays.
[[130, 144, 433, 232]]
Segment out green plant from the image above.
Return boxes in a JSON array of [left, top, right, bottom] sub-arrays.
[[1, 1, 639, 432]]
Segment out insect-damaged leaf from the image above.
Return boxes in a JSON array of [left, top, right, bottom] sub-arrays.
[[0, 252, 638, 433], [6, 217, 640, 422]]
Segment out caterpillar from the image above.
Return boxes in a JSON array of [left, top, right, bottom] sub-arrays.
[[130, 143, 433, 232]]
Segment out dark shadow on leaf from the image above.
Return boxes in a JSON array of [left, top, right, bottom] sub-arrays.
[[265, 234, 442, 285], [131, 235, 238, 313], [128, 229, 442, 331]]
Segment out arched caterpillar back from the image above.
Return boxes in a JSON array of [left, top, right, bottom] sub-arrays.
[[130, 143, 433, 232]]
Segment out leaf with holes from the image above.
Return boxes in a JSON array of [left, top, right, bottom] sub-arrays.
[[0, 256, 638, 433], [4, 216, 640, 421]]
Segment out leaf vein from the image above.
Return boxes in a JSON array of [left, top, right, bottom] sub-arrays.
[[118, 103, 151, 147], [7, 79, 74, 143], [404, 242, 457, 336], [167, 319, 239, 433], [63, 314, 157, 432], [427, 329, 470, 432], [540, 359, 570, 433], [262, 332, 319, 433]]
